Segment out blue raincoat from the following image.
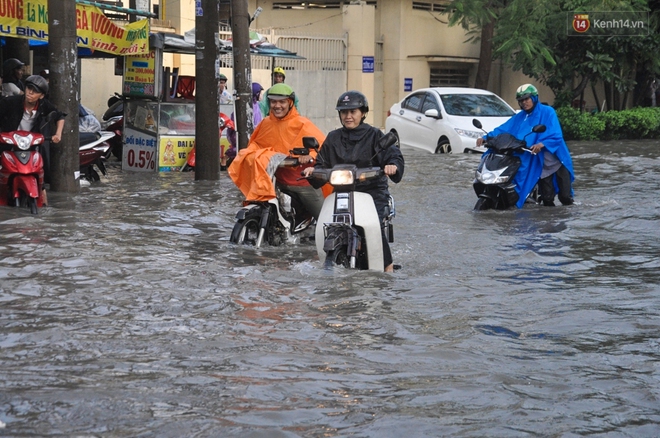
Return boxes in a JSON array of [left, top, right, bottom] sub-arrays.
[[483, 100, 574, 208]]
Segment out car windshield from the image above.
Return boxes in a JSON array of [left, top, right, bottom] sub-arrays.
[[440, 94, 515, 117]]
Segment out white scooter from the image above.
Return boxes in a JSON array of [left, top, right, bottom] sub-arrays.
[[307, 132, 398, 271]]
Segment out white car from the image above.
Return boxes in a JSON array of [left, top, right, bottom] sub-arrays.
[[385, 87, 516, 154]]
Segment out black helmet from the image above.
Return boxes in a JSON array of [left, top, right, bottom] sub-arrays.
[[3, 58, 24, 77], [25, 75, 49, 95], [335, 90, 369, 113]]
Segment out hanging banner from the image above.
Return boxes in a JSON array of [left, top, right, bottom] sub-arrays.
[[0, 0, 150, 56]]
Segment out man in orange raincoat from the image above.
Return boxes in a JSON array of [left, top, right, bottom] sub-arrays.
[[228, 83, 326, 219]]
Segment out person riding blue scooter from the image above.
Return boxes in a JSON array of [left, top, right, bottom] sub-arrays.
[[476, 84, 575, 207]]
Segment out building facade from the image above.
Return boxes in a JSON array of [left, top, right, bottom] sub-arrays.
[[81, 0, 550, 132]]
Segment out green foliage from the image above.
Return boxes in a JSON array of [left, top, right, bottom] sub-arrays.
[[445, 0, 660, 109], [556, 107, 605, 140], [594, 107, 660, 139], [556, 106, 660, 140]]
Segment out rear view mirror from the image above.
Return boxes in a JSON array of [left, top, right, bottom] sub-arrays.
[[532, 124, 546, 133], [472, 119, 483, 130], [378, 132, 398, 150], [39, 111, 59, 131], [302, 137, 319, 150]]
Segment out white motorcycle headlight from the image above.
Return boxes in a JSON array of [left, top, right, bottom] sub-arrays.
[[329, 169, 354, 186], [476, 166, 511, 184], [14, 133, 33, 150], [454, 128, 483, 139]]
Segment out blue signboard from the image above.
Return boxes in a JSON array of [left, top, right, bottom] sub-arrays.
[[404, 78, 413, 92], [362, 56, 375, 73]]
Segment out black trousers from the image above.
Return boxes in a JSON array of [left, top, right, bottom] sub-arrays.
[[374, 198, 393, 267], [538, 164, 573, 206]]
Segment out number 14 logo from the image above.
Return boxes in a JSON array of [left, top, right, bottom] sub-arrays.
[[573, 14, 591, 33]]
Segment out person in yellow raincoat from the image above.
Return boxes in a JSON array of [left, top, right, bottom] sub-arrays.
[[228, 83, 326, 219]]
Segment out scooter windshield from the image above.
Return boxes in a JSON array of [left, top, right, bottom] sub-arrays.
[[487, 133, 526, 153]]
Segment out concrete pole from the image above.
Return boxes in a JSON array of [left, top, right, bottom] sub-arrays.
[[194, 0, 221, 180], [231, 0, 253, 151], [48, 0, 79, 193]]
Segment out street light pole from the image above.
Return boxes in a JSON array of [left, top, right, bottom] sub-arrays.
[[195, 0, 221, 180]]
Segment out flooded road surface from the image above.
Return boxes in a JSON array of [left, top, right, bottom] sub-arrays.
[[1, 140, 659, 437]]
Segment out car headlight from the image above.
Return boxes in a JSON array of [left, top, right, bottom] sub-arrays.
[[14, 133, 33, 150], [329, 169, 354, 186], [476, 166, 511, 184], [454, 128, 483, 139]]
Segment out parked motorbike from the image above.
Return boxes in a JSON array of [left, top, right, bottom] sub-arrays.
[[180, 113, 234, 172], [307, 132, 398, 271], [79, 131, 116, 182], [0, 130, 48, 214], [101, 93, 125, 159], [229, 137, 318, 248], [472, 119, 545, 211], [0, 112, 64, 214]]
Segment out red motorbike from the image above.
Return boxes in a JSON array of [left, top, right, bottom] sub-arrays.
[[0, 130, 47, 214], [102, 93, 124, 159], [180, 113, 234, 172]]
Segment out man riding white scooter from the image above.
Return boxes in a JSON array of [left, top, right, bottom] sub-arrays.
[[476, 84, 575, 207]]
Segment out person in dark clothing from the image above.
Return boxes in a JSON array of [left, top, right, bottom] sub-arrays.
[[303, 90, 405, 272], [2, 58, 25, 97], [0, 75, 66, 203]]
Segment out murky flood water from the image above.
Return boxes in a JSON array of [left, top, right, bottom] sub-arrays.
[[1, 140, 659, 437]]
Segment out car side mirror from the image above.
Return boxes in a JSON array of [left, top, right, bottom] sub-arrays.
[[424, 109, 441, 119]]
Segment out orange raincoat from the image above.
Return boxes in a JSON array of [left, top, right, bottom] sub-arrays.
[[228, 106, 326, 201]]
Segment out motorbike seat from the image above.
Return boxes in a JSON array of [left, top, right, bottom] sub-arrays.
[[79, 132, 100, 147]]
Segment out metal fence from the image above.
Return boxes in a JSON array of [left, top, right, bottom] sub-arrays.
[[218, 27, 346, 72]]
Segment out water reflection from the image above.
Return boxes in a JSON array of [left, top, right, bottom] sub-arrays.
[[0, 141, 659, 436]]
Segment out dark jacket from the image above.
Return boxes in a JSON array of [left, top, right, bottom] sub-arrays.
[[0, 94, 66, 137], [314, 123, 405, 215]]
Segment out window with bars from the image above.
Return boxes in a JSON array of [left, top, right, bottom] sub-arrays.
[[412, 2, 450, 12], [430, 68, 470, 87]]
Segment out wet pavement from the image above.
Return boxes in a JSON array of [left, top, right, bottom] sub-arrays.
[[1, 140, 659, 437]]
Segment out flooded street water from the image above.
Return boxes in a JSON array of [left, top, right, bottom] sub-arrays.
[[1, 140, 659, 437]]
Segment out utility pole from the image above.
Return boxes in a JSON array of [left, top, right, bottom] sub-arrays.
[[194, 0, 221, 180], [48, 0, 79, 193], [231, 0, 253, 151]]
